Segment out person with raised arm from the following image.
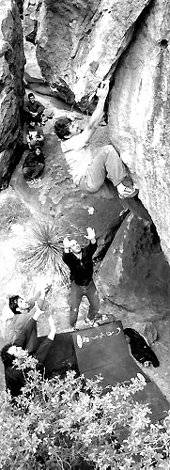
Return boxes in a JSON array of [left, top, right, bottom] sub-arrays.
[[63, 227, 100, 330]]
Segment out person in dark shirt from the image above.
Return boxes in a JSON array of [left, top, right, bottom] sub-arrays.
[[23, 92, 45, 124], [22, 145, 45, 182], [63, 227, 100, 329], [0, 310, 56, 398]]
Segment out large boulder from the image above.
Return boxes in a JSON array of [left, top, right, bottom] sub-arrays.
[[0, 0, 25, 189], [23, 0, 151, 107], [97, 213, 170, 320], [108, 0, 170, 265]]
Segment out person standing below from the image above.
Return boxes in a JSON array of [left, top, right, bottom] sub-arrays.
[[63, 227, 100, 329]]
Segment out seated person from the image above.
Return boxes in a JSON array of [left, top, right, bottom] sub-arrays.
[[1, 284, 51, 345], [0, 312, 56, 398], [23, 92, 45, 124], [26, 120, 44, 149], [54, 80, 138, 200], [22, 145, 45, 182]]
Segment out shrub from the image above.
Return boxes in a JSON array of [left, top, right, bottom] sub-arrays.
[[0, 355, 170, 469]]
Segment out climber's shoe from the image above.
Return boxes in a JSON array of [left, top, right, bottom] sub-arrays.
[[117, 184, 139, 199]]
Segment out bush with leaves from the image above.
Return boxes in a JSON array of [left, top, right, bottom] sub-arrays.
[[0, 354, 170, 470]]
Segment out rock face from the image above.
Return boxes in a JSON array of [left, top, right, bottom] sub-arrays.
[[23, 0, 151, 106], [1, 0, 170, 310], [97, 213, 170, 320], [108, 0, 170, 265], [0, 0, 25, 190]]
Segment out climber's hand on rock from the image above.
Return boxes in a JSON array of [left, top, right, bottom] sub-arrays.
[[96, 79, 110, 100]]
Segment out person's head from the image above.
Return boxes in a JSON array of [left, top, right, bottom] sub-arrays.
[[0, 343, 27, 366], [54, 117, 81, 140], [70, 239, 81, 254], [34, 146, 42, 156], [28, 92, 35, 104], [9, 295, 29, 315]]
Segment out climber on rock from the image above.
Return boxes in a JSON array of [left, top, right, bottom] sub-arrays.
[[62, 227, 101, 330], [23, 92, 45, 125], [54, 79, 139, 201]]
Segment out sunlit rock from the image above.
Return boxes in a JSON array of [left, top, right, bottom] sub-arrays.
[[108, 0, 170, 264], [97, 213, 170, 318]]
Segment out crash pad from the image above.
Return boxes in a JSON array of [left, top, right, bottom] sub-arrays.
[[72, 321, 169, 423]]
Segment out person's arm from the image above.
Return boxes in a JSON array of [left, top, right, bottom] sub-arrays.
[[84, 227, 96, 244], [62, 238, 72, 269], [63, 237, 71, 253], [28, 290, 41, 308], [36, 126, 44, 143], [28, 281, 51, 310], [36, 285, 51, 311], [34, 315, 56, 364], [70, 80, 109, 149], [84, 227, 97, 255], [85, 80, 109, 132], [26, 132, 32, 146], [36, 101, 45, 115], [36, 136, 44, 145]]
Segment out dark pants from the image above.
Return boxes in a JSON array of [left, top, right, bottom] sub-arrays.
[[70, 280, 100, 327]]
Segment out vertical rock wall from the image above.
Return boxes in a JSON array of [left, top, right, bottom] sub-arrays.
[[108, 0, 170, 264], [97, 213, 170, 317], [0, 0, 25, 189], [23, 0, 151, 106]]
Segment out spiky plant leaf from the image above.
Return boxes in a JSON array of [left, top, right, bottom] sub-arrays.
[[22, 222, 70, 286]]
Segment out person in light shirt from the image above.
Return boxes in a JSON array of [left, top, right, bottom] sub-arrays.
[[54, 80, 138, 200]]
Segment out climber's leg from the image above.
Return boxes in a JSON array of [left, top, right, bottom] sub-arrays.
[[79, 145, 138, 198], [79, 145, 125, 192]]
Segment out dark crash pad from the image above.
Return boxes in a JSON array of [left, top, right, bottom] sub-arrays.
[[72, 321, 169, 423], [38, 321, 169, 423]]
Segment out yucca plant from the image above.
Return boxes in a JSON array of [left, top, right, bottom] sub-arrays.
[[21, 222, 70, 286]]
